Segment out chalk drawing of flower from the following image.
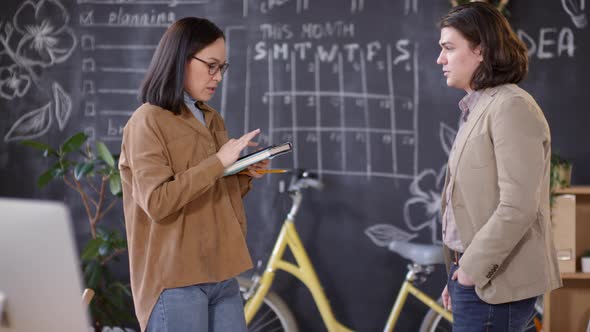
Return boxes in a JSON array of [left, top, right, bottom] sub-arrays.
[[13, 0, 76, 67], [402, 123, 456, 243], [0, 65, 31, 99], [402, 165, 446, 242], [0, 0, 76, 142], [365, 123, 457, 247]]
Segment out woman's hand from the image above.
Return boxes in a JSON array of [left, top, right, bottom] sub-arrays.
[[244, 158, 270, 178], [216, 129, 260, 167]]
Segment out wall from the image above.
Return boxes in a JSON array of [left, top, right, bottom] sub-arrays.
[[1, 0, 589, 330]]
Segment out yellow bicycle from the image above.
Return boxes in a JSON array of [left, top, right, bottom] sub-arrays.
[[239, 169, 542, 332]]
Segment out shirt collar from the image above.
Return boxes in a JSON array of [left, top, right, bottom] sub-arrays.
[[183, 91, 197, 106], [458, 90, 481, 122]]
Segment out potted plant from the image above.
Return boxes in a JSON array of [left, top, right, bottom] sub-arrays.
[[551, 153, 572, 191], [582, 249, 590, 273], [550, 152, 572, 207], [22, 132, 136, 331]]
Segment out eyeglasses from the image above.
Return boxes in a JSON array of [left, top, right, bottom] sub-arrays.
[[191, 56, 229, 76]]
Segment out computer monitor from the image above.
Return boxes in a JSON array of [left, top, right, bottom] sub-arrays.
[[0, 198, 90, 331]]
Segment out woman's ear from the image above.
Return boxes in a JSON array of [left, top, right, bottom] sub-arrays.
[[473, 45, 484, 62]]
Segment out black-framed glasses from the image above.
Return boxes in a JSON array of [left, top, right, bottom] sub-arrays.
[[192, 56, 229, 76]]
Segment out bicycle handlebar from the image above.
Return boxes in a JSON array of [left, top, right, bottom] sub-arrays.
[[288, 169, 323, 192]]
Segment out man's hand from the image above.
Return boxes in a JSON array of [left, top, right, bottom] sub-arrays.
[[442, 284, 451, 311], [216, 129, 260, 167], [452, 266, 475, 287]]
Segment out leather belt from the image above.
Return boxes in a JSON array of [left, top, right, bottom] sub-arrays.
[[451, 250, 463, 265]]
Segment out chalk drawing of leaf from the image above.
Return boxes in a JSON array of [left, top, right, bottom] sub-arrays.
[[364, 224, 417, 247], [439, 123, 457, 156], [53, 82, 71, 130], [4, 102, 52, 142]]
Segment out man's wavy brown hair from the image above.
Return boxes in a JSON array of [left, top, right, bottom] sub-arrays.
[[439, 2, 528, 90]]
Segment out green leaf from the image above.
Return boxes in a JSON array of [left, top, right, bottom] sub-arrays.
[[84, 260, 103, 289], [96, 142, 115, 167], [74, 162, 94, 180], [110, 281, 132, 297], [109, 173, 121, 196], [21, 140, 57, 156], [37, 162, 60, 188], [81, 238, 102, 260], [61, 132, 88, 154], [98, 243, 112, 257], [53, 168, 66, 177]]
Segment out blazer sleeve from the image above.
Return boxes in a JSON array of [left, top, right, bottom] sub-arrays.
[[122, 115, 225, 223], [460, 96, 550, 288]]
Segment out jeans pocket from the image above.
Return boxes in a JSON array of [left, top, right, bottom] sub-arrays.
[[454, 279, 476, 291]]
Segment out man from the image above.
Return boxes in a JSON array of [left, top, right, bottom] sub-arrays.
[[436, 3, 562, 331]]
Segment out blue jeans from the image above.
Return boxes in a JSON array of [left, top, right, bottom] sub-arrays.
[[146, 278, 247, 332], [448, 263, 536, 332]]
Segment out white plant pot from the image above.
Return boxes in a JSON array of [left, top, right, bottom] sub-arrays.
[[582, 257, 590, 273]]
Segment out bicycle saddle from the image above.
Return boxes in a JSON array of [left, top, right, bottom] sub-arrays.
[[387, 241, 445, 265]]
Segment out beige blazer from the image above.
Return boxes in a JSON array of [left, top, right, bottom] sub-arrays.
[[441, 84, 562, 304]]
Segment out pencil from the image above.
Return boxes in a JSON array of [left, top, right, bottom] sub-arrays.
[[238, 169, 288, 175]]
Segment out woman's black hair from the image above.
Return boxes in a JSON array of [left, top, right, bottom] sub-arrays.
[[140, 17, 224, 114]]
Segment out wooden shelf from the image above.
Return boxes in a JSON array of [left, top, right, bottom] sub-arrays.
[[545, 189, 590, 331], [554, 185, 590, 195], [561, 272, 590, 280]]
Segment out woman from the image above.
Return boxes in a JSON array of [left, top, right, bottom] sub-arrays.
[[436, 3, 561, 331], [119, 17, 268, 332]]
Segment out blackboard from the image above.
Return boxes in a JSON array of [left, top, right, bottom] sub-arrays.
[[1, 0, 589, 331]]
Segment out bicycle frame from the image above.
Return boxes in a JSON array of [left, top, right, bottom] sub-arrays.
[[243, 190, 453, 332], [385, 268, 452, 331], [244, 215, 353, 331]]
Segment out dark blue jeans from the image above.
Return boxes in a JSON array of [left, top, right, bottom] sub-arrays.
[[448, 263, 536, 332]]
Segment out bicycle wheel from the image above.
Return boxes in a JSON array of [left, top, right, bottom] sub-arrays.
[[418, 300, 452, 332], [237, 277, 299, 332], [523, 295, 543, 332]]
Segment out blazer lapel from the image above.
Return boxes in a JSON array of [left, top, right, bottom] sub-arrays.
[[447, 87, 499, 192], [441, 163, 450, 215], [451, 88, 497, 179]]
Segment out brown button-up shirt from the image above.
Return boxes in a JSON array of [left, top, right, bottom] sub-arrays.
[[119, 102, 253, 331]]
